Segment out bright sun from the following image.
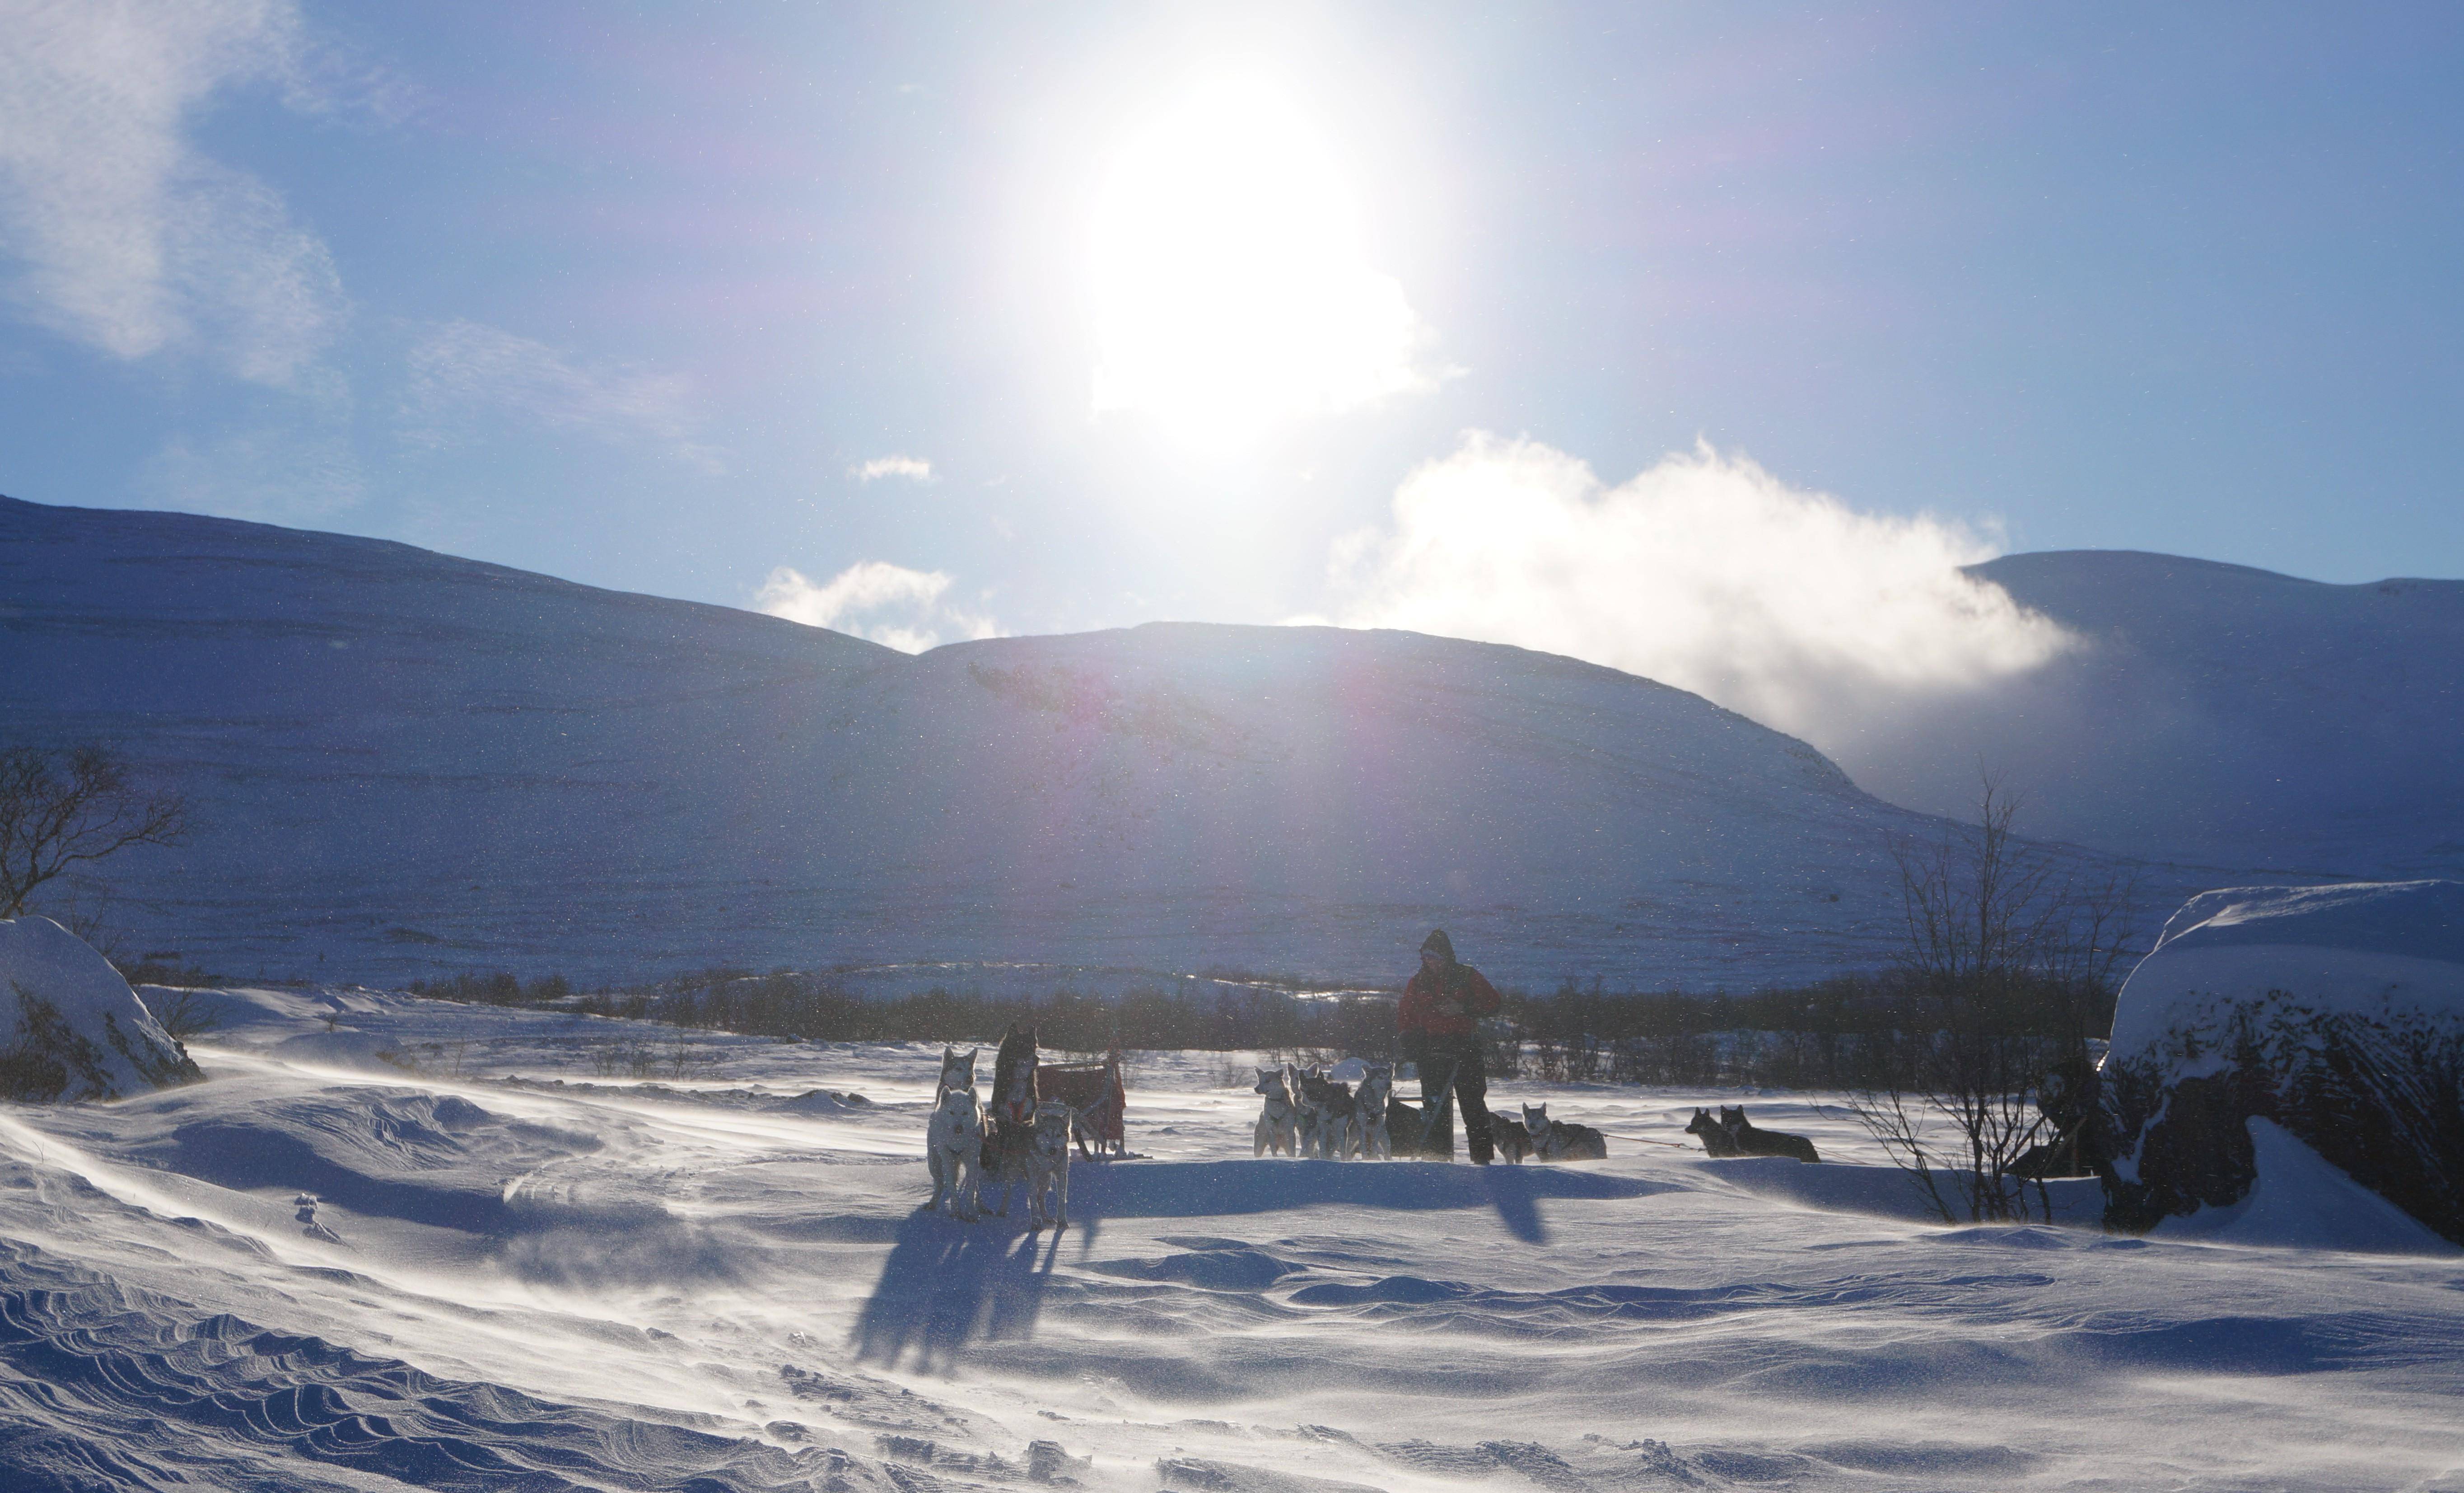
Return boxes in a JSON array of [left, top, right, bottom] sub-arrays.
[[1088, 80, 1434, 442]]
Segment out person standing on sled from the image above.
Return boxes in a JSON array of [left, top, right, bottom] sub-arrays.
[[1398, 929, 1503, 1163]]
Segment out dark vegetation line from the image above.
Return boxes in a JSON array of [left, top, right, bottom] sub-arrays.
[[389, 967, 2116, 1092]]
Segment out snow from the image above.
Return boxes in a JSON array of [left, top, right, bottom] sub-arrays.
[[2151, 1118, 2459, 1255], [2, 494, 2195, 993], [2108, 880, 2464, 1058], [0, 991, 2457, 1489], [0, 915, 196, 1100]]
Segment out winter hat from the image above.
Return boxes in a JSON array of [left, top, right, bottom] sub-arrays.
[[1419, 929, 1456, 963]]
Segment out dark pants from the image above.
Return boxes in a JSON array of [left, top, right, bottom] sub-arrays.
[[1407, 1041, 1492, 1164]]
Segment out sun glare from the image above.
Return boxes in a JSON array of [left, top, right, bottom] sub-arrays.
[[1088, 80, 1433, 442]]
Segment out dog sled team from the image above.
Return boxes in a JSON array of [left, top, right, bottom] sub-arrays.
[[1249, 1060, 1609, 1165], [925, 1025, 1125, 1230], [925, 927, 1828, 1218]]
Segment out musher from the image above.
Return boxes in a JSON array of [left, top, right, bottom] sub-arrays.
[[1396, 929, 1502, 1163]]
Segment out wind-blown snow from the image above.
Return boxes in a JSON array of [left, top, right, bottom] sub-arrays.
[[2151, 1118, 2458, 1255], [0, 915, 197, 1100], [0, 991, 2455, 1489], [2108, 880, 2464, 1058]]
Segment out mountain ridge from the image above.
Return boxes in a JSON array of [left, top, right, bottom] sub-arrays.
[[3, 492, 1968, 991]]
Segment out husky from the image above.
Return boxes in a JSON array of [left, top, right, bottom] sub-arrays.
[[1685, 1106, 1742, 1156], [1297, 1069, 1358, 1160], [1353, 1064, 1395, 1160], [1253, 1065, 1300, 1156], [1488, 1110, 1533, 1164], [935, 1046, 979, 1107], [925, 1084, 985, 1219], [1719, 1105, 1820, 1163], [980, 1023, 1042, 1216], [1024, 1099, 1073, 1230], [1521, 1103, 1608, 1161], [990, 1023, 1039, 1128]]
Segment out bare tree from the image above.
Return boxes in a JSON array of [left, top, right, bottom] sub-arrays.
[[1851, 774, 2143, 1223], [0, 744, 191, 919]]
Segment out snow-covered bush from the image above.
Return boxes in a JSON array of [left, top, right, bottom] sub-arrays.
[[0, 915, 202, 1101], [2099, 881, 2464, 1246]]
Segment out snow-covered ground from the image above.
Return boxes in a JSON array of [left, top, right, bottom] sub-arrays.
[[1, 991, 2457, 1491]]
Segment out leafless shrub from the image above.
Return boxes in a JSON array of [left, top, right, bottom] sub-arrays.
[[0, 744, 190, 919], [1851, 773, 2144, 1223]]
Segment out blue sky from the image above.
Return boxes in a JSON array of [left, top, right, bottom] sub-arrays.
[[5, 2, 2460, 670]]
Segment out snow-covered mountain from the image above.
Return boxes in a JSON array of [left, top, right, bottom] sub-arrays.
[[1830, 551, 2464, 877], [4, 494, 1975, 991]]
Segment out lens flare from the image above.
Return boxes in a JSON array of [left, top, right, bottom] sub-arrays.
[[1087, 80, 1436, 443]]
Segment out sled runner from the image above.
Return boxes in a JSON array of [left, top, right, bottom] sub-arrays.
[[1039, 1049, 1128, 1158]]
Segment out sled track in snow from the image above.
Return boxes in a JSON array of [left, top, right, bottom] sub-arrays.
[[0, 1241, 933, 1493]]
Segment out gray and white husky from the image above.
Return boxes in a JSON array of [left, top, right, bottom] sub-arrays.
[[1488, 1109, 1533, 1164], [1297, 1069, 1357, 1160], [1025, 1098, 1074, 1230], [1521, 1102, 1608, 1161], [935, 1046, 978, 1106], [1353, 1064, 1395, 1160], [925, 1084, 985, 1219], [1253, 1065, 1299, 1156], [1719, 1105, 1820, 1163]]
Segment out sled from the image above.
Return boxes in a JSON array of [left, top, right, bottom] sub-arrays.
[[1039, 1049, 1128, 1158]]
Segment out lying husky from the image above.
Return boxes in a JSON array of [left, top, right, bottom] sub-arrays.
[[1297, 1069, 1359, 1159], [1353, 1064, 1395, 1160], [1024, 1098, 1073, 1230], [1719, 1105, 1820, 1162], [1520, 1103, 1608, 1161], [1252, 1065, 1300, 1157], [925, 1083, 985, 1219], [1685, 1107, 1742, 1156]]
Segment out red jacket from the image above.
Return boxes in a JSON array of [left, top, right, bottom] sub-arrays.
[[1397, 963, 1502, 1042]]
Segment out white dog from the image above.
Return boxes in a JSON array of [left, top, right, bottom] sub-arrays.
[[925, 1084, 985, 1219], [1252, 1065, 1299, 1156], [1025, 1099, 1074, 1230]]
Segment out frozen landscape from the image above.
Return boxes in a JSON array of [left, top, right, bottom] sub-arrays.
[[0, 981, 2453, 1492], [19, 495, 2455, 993]]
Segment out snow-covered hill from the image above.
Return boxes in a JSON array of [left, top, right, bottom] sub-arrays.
[[3, 495, 1988, 990], [1831, 551, 2464, 876]]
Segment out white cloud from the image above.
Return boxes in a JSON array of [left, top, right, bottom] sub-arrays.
[[755, 561, 1001, 653], [401, 318, 715, 468], [0, 0, 347, 385], [136, 424, 365, 524], [851, 455, 933, 483], [1321, 435, 2075, 747]]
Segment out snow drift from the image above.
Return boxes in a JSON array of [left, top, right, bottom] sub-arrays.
[[0, 915, 199, 1101], [2100, 880, 2464, 1249]]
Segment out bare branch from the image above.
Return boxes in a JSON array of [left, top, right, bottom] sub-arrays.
[[0, 744, 191, 919]]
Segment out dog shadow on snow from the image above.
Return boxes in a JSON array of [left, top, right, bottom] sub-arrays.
[[854, 1162, 1667, 1368], [852, 1212, 1064, 1373]]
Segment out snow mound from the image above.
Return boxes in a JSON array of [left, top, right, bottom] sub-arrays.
[[0, 917, 200, 1101], [2109, 880, 2464, 1058], [2101, 881, 2464, 1248], [2152, 1119, 2458, 1255]]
